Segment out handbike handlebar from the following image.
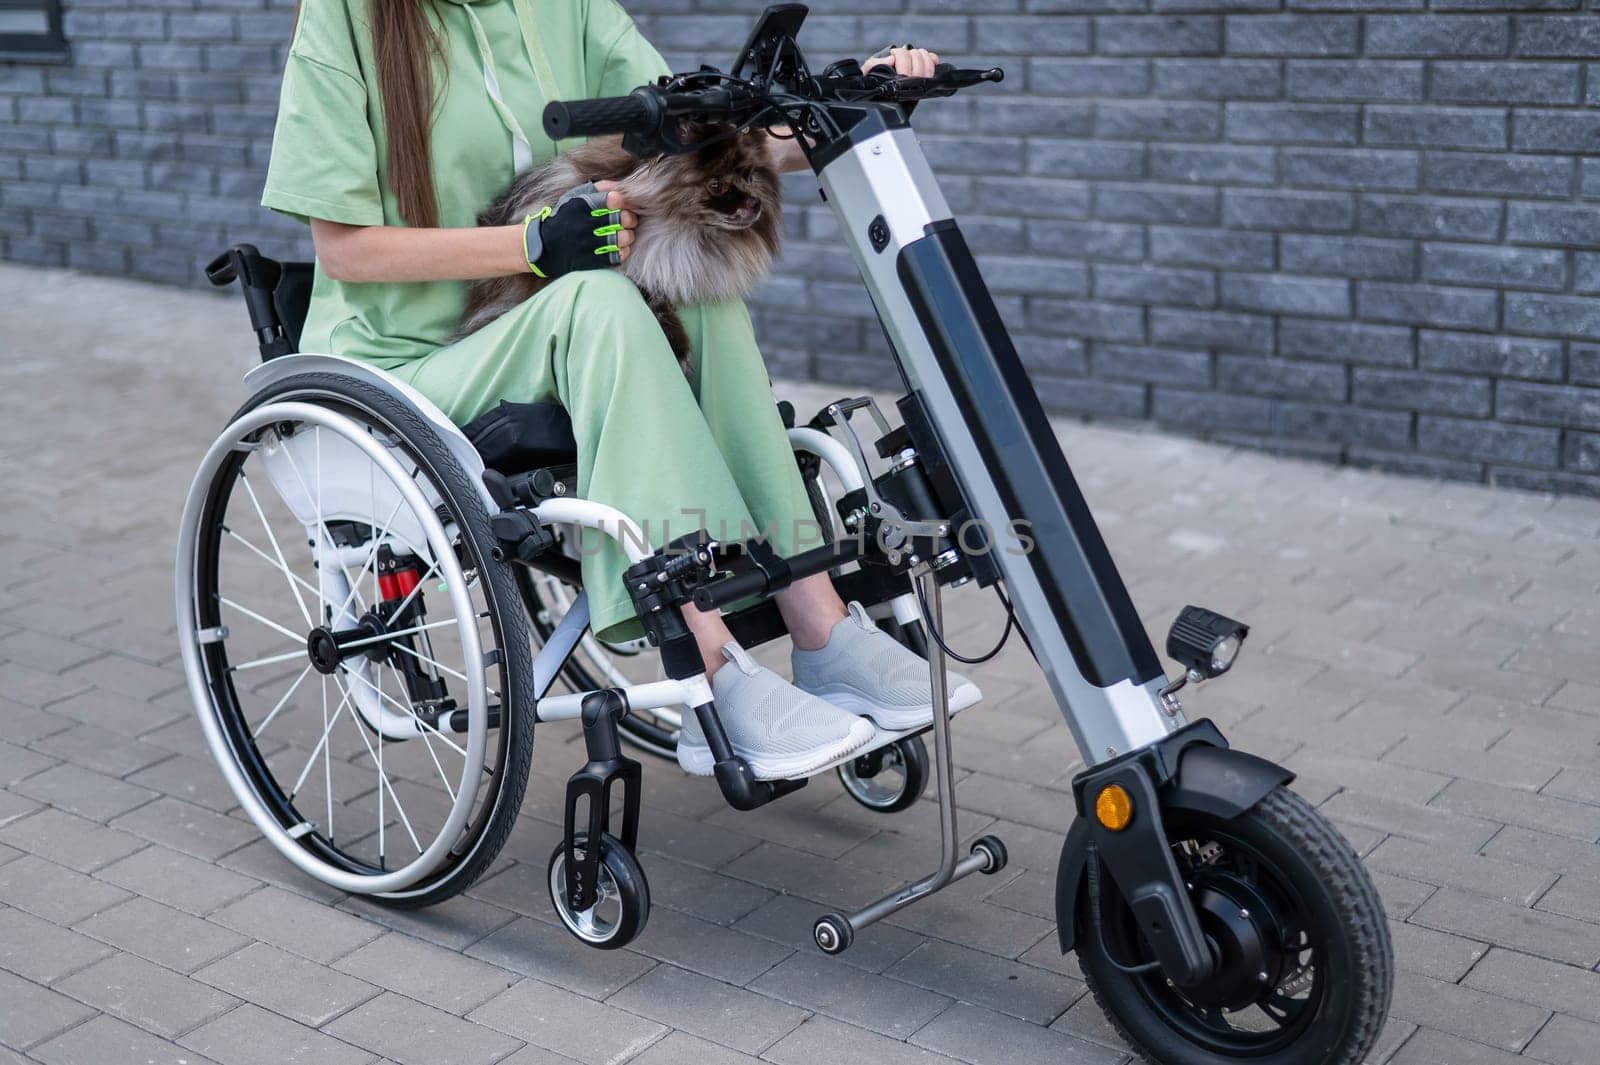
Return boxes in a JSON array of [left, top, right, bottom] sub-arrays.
[[543, 91, 662, 141]]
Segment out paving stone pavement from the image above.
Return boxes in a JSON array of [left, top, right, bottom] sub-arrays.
[[2, 262, 1599, 1065]]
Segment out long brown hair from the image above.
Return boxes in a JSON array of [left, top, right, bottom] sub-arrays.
[[371, 2, 444, 228]]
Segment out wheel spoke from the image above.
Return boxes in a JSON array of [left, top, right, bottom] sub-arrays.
[[290, 678, 355, 798], [237, 472, 316, 630], [341, 665, 470, 759], [387, 662, 457, 802], [230, 647, 312, 673], [321, 673, 334, 843], [222, 527, 324, 607], [336, 617, 459, 652], [335, 676, 423, 856], [219, 597, 305, 645], [389, 640, 498, 700], [329, 493, 409, 623], [251, 663, 314, 739]]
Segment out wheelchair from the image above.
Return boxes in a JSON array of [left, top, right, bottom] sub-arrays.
[[180, 244, 975, 943]]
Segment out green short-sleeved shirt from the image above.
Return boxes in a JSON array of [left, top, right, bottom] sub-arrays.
[[262, 0, 667, 366]]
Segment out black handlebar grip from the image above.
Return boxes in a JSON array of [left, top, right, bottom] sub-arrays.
[[544, 92, 658, 141], [691, 568, 771, 611]]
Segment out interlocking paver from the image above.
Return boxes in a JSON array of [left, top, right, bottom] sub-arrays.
[[55, 951, 239, 1039], [321, 992, 521, 1065], [9, 265, 1600, 1064], [183, 1003, 379, 1065], [335, 931, 517, 1015], [73, 896, 250, 975], [468, 977, 666, 1065], [0, 967, 96, 1051], [751, 952, 952, 1039], [196, 941, 381, 1027]]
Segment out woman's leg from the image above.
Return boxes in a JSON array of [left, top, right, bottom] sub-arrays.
[[392, 272, 756, 650], [677, 298, 848, 649]]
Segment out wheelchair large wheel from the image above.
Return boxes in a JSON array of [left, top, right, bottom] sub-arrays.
[[176, 373, 535, 906]]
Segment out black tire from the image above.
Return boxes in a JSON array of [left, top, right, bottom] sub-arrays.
[[1076, 787, 1392, 1065], [837, 735, 930, 813], [548, 832, 651, 949], [216, 373, 537, 909]]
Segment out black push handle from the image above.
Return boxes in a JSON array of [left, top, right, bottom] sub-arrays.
[[544, 90, 662, 141]]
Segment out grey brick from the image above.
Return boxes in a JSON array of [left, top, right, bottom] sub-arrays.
[[75, 897, 249, 974], [1219, 355, 1349, 399], [1094, 181, 1218, 224], [1509, 202, 1600, 247], [1423, 243, 1565, 290], [1422, 151, 1573, 199], [1150, 144, 1275, 185], [1225, 188, 1354, 231], [1029, 139, 1144, 180], [1512, 109, 1600, 152], [1096, 15, 1220, 55], [1035, 374, 1150, 419], [0, 904, 115, 983], [1418, 331, 1562, 380], [1365, 105, 1507, 150], [1527, 1014, 1600, 1065], [1562, 432, 1600, 472], [1356, 367, 1491, 412], [1286, 60, 1424, 101], [1030, 220, 1144, 261], [1506, 293, 1600, 341], [1281, 148, 1419, 191], [611, 964, 807, 1055], [1090, 343, 1212, 386], [1226, 15, 1358, 56], [210, 886, 382, 963], [184, 1003, 380, 1065], [1432, 61, 1579, 104], [1151, 58, 1281, 99], [0, 967, 94, 1052], [1498, 382, 1600, 430], [1576, 251, 1600, 293], [1517, 16, 1600, 57], [1095, 100, 1220, 140], [1360, 195, 1501, 240], [1150, 225, 1274, 269], [1389, 969, 1548, 1052], [1223, 273, 1351, 317], [1574, 346, 1600, 385], [981, 254, 1090, 297], [1280, 318, 1415, 365], [1414, 888, 1600, 967], [1419, 416, 1559, 466], [1463, 946, 1600, 1024], [1153, 386, 1275, 431], [1227, 102, 1359, 145], [1150, 308, 1275, 352], [1281, 234, 1415, 279], [0, 854, 130, 926], [1275, 403, 1411, 448], [972, 98, 1091, 137], [1358, 282, 1498, 330], [977, 17, 1091, 54], [1029, 57, 1147, 95], [1093, 263, 1215, 306], [1366, 15, 1509, 57], [763, 1016, 963, 1065]]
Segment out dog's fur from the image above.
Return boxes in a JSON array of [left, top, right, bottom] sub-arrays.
[[459, 127, 783, 371]]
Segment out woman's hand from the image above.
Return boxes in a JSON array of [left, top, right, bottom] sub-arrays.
[[593, 181, 638, 263], [863, 45, 940, 79]]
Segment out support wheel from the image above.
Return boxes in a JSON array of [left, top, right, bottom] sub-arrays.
[[837, 736, 928, 813], [1076, 786, 1392, 1065], [813, 913, 854, 955], [972, 834, 1008, 874], [548, 833, 650, 950]]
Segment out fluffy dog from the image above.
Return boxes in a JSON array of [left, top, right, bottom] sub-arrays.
[[459, 126, 783, 371]]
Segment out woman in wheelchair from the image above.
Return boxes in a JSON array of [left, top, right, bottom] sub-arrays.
[[262, 0, 974, 780]]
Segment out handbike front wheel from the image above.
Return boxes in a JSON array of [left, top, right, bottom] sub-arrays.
[[1076, 786, 1392, 1065], [176, 373, 535, 905]]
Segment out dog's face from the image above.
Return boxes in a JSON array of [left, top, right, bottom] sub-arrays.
[[652, 126, 782, 242]]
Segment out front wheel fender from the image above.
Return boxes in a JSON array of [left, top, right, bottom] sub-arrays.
[[1054, 743, 1294, 953]]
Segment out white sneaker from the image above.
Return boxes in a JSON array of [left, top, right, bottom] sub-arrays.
[[676, 643, 876, 780], [792, 602, 982, 731]]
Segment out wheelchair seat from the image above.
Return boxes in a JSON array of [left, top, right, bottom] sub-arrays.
[[208, 244, 578, 474]]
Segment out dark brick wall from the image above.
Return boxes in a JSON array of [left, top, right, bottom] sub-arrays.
[[5, 1, 1600, 495]]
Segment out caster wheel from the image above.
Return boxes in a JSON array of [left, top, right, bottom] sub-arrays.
[[548, 832, 650, 950], [837, 735, 929, 813], [813, 913, 854, 955], [972, 834, 1008, 874]]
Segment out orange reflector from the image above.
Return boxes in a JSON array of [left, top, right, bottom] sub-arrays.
[[1095, 784, 1134, 831]]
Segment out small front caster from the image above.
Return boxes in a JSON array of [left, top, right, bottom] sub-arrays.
[[548, 833, 650, 949], [837, 735, 929, 813], [972, 834, 1008, 874], [813, 913, 854, 955]]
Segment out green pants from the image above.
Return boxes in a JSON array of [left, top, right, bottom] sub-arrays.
[[388, 271, 816, 641]]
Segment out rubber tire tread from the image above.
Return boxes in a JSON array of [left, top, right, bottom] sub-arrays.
[[1078, 786, 1393, 1065], [238, 372, 537, 910]]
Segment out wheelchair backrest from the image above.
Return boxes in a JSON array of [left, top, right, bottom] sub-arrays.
[[206, 244, 314, 361]]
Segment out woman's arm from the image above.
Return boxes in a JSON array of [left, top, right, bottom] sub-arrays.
[[311, 187, 638, 284]]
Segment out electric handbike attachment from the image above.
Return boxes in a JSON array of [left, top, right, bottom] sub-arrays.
[[180, 6, 1391, 1063]]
